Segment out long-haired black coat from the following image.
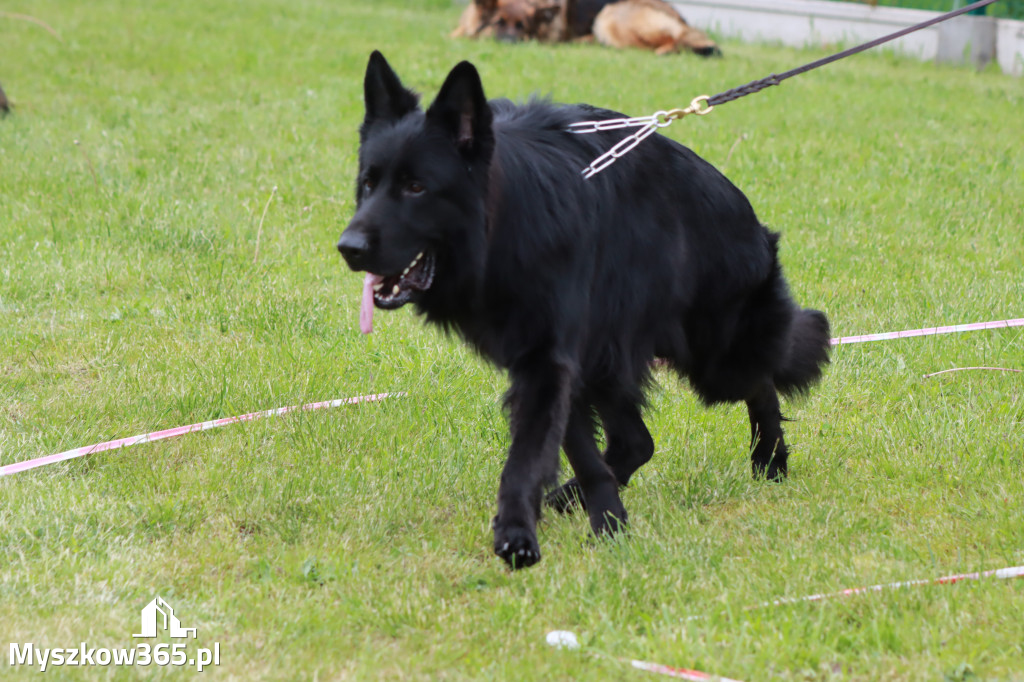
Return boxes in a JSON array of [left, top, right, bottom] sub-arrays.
[[337, 52, 830, 569]]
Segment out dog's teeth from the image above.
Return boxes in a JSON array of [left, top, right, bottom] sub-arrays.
[[373, 282, 383, 292], [392, 285, 400, 295], [402, 267, 410, 275]]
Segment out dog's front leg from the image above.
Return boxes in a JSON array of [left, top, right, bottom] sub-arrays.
[[493, 352, 573, 569]]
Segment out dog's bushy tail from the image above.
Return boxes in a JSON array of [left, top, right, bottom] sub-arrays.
[[774, 308, 831, 397]]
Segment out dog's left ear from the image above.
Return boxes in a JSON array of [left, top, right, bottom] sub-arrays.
[[426, 61, 494, 158]]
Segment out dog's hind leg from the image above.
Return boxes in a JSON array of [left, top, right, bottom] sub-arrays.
[[558, 402, 628, 536], [746, 379, 789, 481], [493, 353, 573, 569], [600, 399, 655, 487], [546, 398, 652, 514]]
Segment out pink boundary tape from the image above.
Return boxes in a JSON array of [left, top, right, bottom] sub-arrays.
[[628, 658, 744, 682], [831, 317, 1024, 346], [922, 366, 1024, 379], [3, 316, 1021, 478], [0, 392, 404, 478], [763, 564, 1024, 608], [685, 564, 1024, 622], [631, 565, 1023, 679]]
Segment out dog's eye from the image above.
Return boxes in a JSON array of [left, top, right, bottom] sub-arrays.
[[404, 181, 425, 196], [361, 178, 376, 195]]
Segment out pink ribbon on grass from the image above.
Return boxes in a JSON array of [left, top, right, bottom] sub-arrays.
[[0, 392, 403, 478]]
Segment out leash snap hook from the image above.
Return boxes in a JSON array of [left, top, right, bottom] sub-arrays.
[[656, 95, 714, 129], [668, 95, 713, 121]]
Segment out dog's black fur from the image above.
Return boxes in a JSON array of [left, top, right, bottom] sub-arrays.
[[337, 52, 830, 569]]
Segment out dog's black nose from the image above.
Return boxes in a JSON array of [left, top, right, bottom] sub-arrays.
[[336, 230, 371, 270]]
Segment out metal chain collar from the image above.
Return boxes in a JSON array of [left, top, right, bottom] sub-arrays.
[[568, 96, 713, 178]]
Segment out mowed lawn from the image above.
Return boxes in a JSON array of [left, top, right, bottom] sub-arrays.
[[1, 0, 1023, 679]]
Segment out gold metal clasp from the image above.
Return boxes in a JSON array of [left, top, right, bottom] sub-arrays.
[[664, 95, 714, 123]]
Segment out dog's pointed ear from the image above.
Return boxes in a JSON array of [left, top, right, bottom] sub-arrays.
[[536, 4, 563, 24], [426, 61, 493, 158], [362, 51, 419, 129]]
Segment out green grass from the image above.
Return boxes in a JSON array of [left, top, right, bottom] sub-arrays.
[[1, 0, 1023, 679]]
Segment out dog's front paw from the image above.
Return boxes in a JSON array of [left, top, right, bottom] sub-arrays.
[[544, 478, 586, 514], [493, 519, 541, 569]]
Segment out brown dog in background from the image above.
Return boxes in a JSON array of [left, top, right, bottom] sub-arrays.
[[453, 0, 719, 57]]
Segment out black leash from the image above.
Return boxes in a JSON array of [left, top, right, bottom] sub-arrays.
[[571, 0, 998, 178], [708, 0, 998, 107]]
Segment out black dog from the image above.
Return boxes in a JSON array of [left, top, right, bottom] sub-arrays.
[[337, 52, 830, 569]]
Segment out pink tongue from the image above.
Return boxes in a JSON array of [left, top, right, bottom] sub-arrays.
[[360, 273, 383, 334]]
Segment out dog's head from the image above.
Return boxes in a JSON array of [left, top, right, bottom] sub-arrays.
[[493, 0, 566, 42], [337, 52, 494, 331], [462, 0, 567, 42]]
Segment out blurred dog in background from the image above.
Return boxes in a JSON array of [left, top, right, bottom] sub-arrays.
[[452, 0, 720, 57]]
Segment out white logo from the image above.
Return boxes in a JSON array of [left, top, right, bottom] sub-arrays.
[[8, 595, 219, 672], [133, 596, 197, 639]]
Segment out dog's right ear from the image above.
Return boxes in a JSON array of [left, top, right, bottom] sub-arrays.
[[362, 51, 419, 132]]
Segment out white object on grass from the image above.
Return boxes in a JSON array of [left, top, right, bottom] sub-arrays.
[[545, 630, 580, 650]]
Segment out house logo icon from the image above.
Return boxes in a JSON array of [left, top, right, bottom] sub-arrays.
[[132, 596, 197, 639]]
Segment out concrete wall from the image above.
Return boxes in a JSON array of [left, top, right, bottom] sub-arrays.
[[996, 13, 1024, 75], [675, 0, 1024, 76]]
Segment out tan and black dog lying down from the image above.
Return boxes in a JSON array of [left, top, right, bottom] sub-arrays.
[[452, 0, 720, 57]]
